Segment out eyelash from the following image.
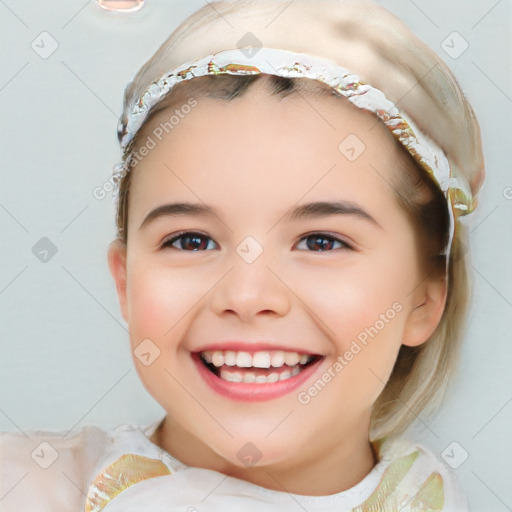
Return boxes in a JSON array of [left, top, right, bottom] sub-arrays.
[[160, 231, 354, 252]]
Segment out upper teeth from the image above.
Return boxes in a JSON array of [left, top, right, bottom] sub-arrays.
[[201, 350, 312, 369]]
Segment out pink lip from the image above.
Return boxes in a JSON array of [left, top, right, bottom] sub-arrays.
[[192, 352, 324, 402]]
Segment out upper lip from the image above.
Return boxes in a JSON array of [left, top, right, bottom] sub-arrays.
[[193, 341, 322, 355]]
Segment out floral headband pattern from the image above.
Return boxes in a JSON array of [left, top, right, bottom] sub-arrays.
[[114, 48, 476, 258]]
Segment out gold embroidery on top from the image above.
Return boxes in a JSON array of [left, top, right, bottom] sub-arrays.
[[84, 453, 171, 512]]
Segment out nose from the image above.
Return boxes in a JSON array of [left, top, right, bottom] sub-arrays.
[[209, 248, 292, 323]]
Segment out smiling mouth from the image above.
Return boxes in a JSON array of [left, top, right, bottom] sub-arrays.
[[199, 350, 323, 384]]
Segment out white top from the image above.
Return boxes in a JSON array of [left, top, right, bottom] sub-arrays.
[[0, 416, 468, 511]]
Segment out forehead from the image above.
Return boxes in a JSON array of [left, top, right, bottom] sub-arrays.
[[128, 81, 409, 222], [136, 76, 398, 151]]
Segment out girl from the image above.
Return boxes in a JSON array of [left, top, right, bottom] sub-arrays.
[[1, 0, 485, 510]]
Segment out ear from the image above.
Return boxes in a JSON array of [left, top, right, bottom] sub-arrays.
[[107, 239, 128, 322], [401, 275, 448, 347]]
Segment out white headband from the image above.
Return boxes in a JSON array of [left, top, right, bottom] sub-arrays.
[[114, 47, 472, 259]]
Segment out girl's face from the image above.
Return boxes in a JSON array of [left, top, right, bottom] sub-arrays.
[[108, 80, 446, 491]]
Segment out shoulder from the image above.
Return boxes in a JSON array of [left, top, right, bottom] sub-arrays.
[[0, 424, 125, 512], [371, 435, 469, 512]]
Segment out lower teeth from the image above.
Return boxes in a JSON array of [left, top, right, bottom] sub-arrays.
[[218, 365, 301, 383]]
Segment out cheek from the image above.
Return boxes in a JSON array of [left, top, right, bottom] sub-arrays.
[[297, 256, 410, 349], [295, 256, 412, 409], [125, 260, 200, 404], [126, 259, 199, 346]]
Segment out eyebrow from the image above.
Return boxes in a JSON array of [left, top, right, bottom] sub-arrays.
[[283, 200, 382, 229], [139, 202, 218, 230], [139, 200, 382, 230]]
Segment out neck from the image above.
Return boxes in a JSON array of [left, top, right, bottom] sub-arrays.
[[150, 415, 377, 496]]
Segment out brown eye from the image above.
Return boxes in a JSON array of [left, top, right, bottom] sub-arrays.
[[296, 233, 352, 252], [161, 232, 217, 251]]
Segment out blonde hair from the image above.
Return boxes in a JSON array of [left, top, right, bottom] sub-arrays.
[[114, 74, 472, 441]]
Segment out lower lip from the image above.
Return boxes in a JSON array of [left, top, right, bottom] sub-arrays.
[[192, 353, 323, 402]]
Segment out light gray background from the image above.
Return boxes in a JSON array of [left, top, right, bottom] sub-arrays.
[[1, 1, 511, 510]]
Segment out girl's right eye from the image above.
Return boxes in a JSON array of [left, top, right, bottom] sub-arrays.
[[161, 231, 218, 251]]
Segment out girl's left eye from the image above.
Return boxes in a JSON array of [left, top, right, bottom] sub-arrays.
[[295, 233, 352, 252]]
